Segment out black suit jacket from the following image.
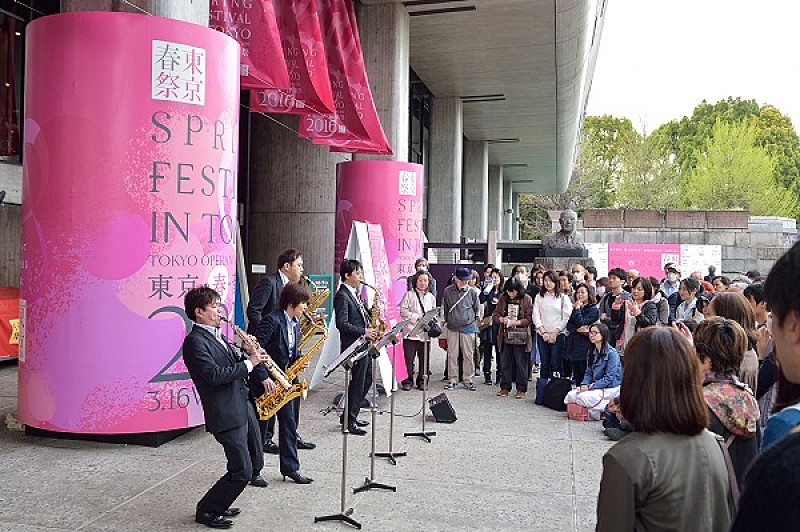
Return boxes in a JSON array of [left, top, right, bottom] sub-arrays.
[[254, 309, 299, 372], [246, 271, 284, 334], [334, 284, 369, 350], [183, 325, 258, 434]]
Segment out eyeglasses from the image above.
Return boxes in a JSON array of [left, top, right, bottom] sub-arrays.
[[588, 330, 600, 336]]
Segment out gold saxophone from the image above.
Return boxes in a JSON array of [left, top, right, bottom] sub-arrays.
[[361, 281, 387, 344], [254, 279, 330, 420], [220, 316, 292, 390]]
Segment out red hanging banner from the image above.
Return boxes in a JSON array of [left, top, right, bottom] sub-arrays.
[[298, 0, 368, 140], [251, 0, 335, 115], [209, 0, 290, 89], [303, 0, 391, 155]]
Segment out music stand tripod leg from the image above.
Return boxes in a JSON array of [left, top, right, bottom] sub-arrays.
[[354, 348, 396, 493], [374, 339, 407, 465], [404, 331, 437, 442], [315, 360, 362, 529]]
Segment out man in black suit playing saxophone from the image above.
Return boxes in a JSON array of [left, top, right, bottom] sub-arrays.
[[334, 259, 378, 435], [246, 248, 315, 456], [182, 286, 276, 529]]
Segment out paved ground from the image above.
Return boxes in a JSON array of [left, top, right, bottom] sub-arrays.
[[0, 346, 611, 531]]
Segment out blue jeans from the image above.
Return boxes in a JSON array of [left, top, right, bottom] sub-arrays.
[[536, 333, 565, 379]]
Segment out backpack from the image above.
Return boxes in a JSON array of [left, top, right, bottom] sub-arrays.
[[540, 376, 573, 411]]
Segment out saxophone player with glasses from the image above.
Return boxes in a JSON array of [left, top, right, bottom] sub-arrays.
[[253, 282, 316, 484], [334, 259, 379, 435]]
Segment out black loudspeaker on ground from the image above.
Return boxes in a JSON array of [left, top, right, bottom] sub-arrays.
[[428, 392, 457, 423]]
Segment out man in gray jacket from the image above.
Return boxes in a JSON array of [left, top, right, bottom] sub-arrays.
[[443, 267, 480, 391]]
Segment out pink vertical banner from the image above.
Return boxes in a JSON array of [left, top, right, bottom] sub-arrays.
[[607, 244, 681, 280], [251, 0, 335, 115], [209, 0, 290, 90], [298, 0, 367, 141], [365, 223, 406, 381], [335, 160, 425, 302], [19, 12, 240, 435], [310, 0, 391, 154]]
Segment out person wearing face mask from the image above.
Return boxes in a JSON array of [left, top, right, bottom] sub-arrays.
[[660, 263, 682, 323]]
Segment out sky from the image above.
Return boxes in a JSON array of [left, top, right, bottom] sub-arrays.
[[586, 1, 800, 132]]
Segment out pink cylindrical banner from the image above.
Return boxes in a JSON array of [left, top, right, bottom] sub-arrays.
[[335, 161, 425, 307], [19, 12, 240, 435]]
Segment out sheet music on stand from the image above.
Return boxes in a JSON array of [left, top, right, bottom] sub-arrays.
[[407, 308, 441, 338], [373, 319, 410, 351], [323, 338, 370, 378]]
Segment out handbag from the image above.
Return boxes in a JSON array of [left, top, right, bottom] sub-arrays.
[[504, 327, 527, 345], [415, 290, 442, 338], [477, 316, 493, 332]]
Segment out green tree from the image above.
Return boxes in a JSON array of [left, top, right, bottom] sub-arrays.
[[754, 105, 800, 192], [518, 115, 631, 239], [685, 120, 798, 217]]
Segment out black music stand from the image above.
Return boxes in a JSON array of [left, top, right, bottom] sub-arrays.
[[354, 320, 408, 492], [315, 338, 370, 530], [373, 320, 410, 465], [404, 308, 440, 443]]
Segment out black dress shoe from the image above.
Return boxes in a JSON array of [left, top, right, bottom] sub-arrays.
[[250, 474, 268, 488], [263, 440, 279, 454], [348, 425, 367, 436], [195, 512, 233, 529], [354, 419, 369, 427], [222, 508, 241, 517], [297, 438, 316, 450], [283, 470, 314, 484]]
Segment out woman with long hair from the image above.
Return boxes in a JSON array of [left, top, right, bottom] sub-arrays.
[[709, 291, 760, 395], [532, 270, 572, 379], [564, 323, 621, 419], [398, 270, 437, 390], [693, 317, 760, 486], [563, 283, 599, 382], [493, 278, 533, 399], [596, 327, 733, 531], [479, 268, 504, 385]]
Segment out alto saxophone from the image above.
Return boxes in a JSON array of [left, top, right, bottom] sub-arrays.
[[361, 281, 387, 345], [220, 316, 292, 390], [254, 295, 330, 420]]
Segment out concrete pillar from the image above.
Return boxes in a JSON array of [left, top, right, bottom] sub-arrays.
[[61, 0, 209, 25], [502, 182, 513, 240], [354, 2, 409, 162], [488, 165, 503, 235], [427, 97, 463, 248], [248, 115, 349, 281], [513, 192, 521, 240], [462, 140, 488, 240]]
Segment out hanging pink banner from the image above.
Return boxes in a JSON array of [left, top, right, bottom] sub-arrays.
[[335, 160, 425, 317], [307, 0, 391, 154], [251, 0, 335, 116], [19, 12, 240, 435], [298, 0, 367, 140], [607, 244, 681, 280], [210, 0, 290, 90]]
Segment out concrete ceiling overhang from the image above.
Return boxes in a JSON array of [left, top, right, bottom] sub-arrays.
[[361, 0, 606, 195]]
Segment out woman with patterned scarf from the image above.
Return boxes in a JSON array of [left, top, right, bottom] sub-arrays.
[[693, 317, 761, 487]]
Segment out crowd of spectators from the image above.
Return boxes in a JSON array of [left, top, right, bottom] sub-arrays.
[[396, 240, 800, 529]]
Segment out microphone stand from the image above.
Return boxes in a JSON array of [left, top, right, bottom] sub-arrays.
[[374, 337, 406, 465], [353, 344, 396, 494], [316, 341, 369, 530], [404, 320, 437, 443]]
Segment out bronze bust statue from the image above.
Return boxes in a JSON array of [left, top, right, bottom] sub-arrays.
[[542, 209, 585, 249]]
